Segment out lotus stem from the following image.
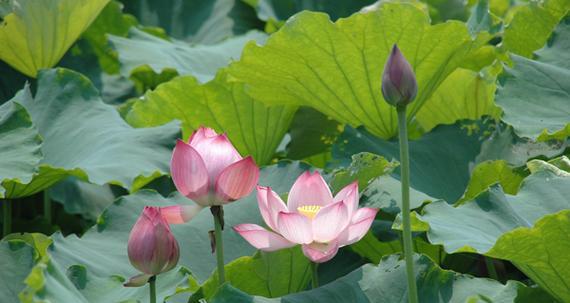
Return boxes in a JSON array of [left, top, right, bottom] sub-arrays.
[[2, 199, 11, 237], [212, 206, 226, 285], [397, 106, 419, 303], [149, 275, 156, 303], [311, 262, 319, 289], [44, 191, 52, 225]]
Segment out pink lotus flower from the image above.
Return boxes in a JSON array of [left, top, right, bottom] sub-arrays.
[[125, 206, 180, 286], [165, 127, 260, 223], [233, 171, 379, 263]]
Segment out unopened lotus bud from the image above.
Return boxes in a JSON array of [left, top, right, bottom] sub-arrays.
[[127, 206, 180, 276], [381, 44, 417, 107]]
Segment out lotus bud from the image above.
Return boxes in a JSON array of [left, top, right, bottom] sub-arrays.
[[127, 206, 180, 277], [381, 44, 417, 107]]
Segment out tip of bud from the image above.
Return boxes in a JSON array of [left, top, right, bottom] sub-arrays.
[[381, 44, 418, 107]]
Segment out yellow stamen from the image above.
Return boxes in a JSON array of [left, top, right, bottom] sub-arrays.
[[297, 205, 321, 219]]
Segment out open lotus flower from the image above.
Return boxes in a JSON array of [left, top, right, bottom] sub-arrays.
[[125, 206, 180, 287], [165, 127, 260, 223], [233, 171, 379, 263]]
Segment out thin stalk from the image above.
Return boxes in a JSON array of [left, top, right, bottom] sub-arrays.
[[44, 191, 52, 225], [397, 107, 419, 303], [213, 206, 225, 285], [149, 275, 156, 303], [311, 262, 319, 289], [3, 199, 11, 237], [485, 258, 499, 281]]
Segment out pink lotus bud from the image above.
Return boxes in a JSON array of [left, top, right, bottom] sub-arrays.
[[127, 206, 180, 276], [170, 127, 260, 207], [234, 172, 379, 263], [381, 44, 417, 107]]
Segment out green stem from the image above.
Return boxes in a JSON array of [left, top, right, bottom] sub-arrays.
[[311, 262, 319, 289], [485, 257, 499, 281], [213, 206, 225, 285], [3, 199, 11, 237], [397, 107, 419, 303], [43, 191, 52, 225], [149, 275, 156, 303]]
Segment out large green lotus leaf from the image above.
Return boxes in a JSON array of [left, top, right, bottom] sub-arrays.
[[502, 0, 570, 57], [360, 175, 436, 214], [126, 71, 295, 165], [415, 68, 501, 132], [0, 102, 42, 198], [210, 254, 545, 303], [0, 240, 35, 303], [81, 0, 138, 74], [333, 121, 483, 203], [286, 107, 342, 160], [0, 0, 110, 77], [419, 171, 570, 301], [420, 171, 570, 253], [48, 161, 310, 287], [228, 2, 481, 139], [244, 0, 376, 21], [329, 152, 397, 193], [20, 258, 189, 303], [486, 210, 570, 303], [109, 28, 267, 83], [459, 160, 525, 203], [121, 0, 262, 44], [48, 177, 116, 221], [474, 125, 567, 167], [497, 20, 570, 141], [193, 247, 311, 300], [2, 68, 179, 198]]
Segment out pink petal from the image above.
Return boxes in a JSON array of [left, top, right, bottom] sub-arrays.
[[190, 132, 242, 183], [128, 207, 180, 275], [312, 201, 350, 243], [276, 211, 313, 244], [233, 224, 296, 251], [124, 273, 152, 287], [338, 207, 379, 246], [214, 156, 260, 203], [257, 186, 287, 231], [287, 171, 333, 211], [302, 241, 340, 263], [170, 140, 210, 206], [333, 181, 359, 216], [160, 204, 204, 224], [188, 126, 218, 145]]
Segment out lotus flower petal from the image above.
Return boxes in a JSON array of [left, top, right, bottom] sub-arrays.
[[302, 241, 340, 263], [312, 201, 350, 243], [123, 273, 152, 287], [333, 181, 359, 216], [287, 171, 333, 211], [215, 156, 259, 204], [160, 204, 204, 224], [277, 211, 313, 244], [257, 186, 287, 230], [233, 224, 296, 251], [189, 128, 242, 183], [188, 126, 218, 144], [338, 207, 379, 246], [170, 140, 209, 205]]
